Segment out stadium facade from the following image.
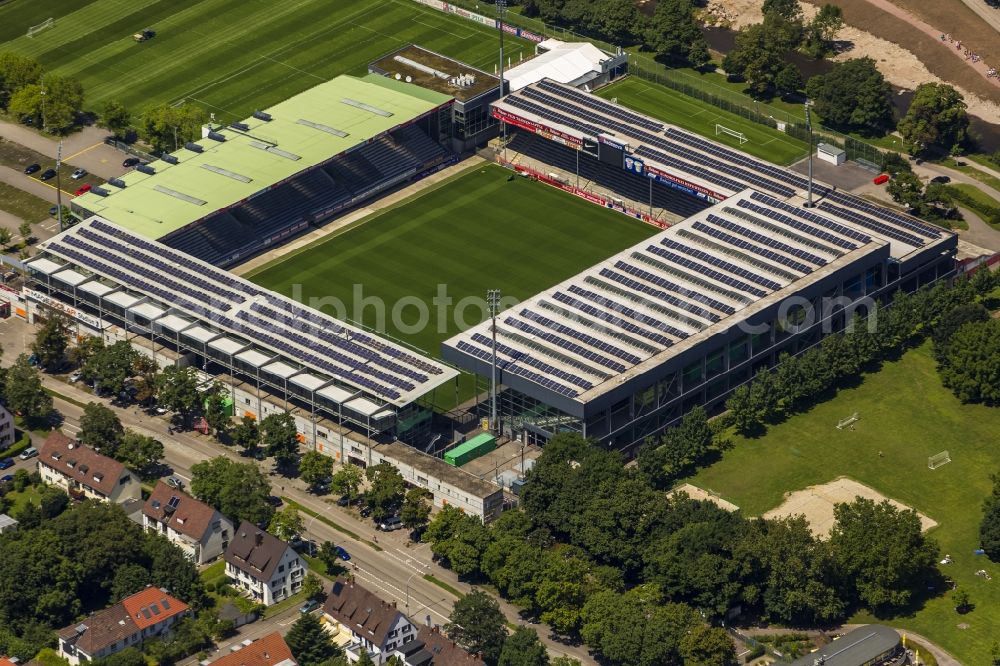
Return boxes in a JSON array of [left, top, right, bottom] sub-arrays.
[[441, 79, 958, 451]]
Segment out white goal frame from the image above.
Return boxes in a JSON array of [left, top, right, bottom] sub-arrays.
[[27, 18, 54, 38], [836, 412, 859, 430], [716, 123, 748, 144], [928, 451, 951, 470]]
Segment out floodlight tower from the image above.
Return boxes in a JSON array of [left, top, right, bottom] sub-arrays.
[[804, 101, 814, 208], [56, 141, 64, 232], [497, 0, 508, 159], [487, 289, 501, 435]]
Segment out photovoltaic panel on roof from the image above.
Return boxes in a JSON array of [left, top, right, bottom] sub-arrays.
[[341, 97, 393, 117], [295, 118, 349, 137]]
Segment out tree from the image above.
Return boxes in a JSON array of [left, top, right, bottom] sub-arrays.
[[498, 626, 548, 666], [138, 102, 208, 153], [111, 563, 151, 601], [5, 354, 54, 420], [203, 385, 231, 437], [803, 4, 843, 57], [38, 484, 69, 518], [445, 590, 508, 666], [938, 320, 1000, 404], [68, 335, 104, 368], [18, 221, 32, 245], [898, 83, 969, 156], [98, 99, 131, 138], [231, 415, 260, 455], [155, 365, 202, 420], [0, 52, 43, 107], [300, 451, 334, 491], [190, 457, 275, 525], [364, 462, 405, 521], [116, 431, 164, 479], [980, 474, 1000, 560], [886, 170, 925, 210], [679, 625, 737, 666], [646, 0, 710, 67], [32, 313, 70, 371], [401, 487, 432, 532], [932, 302, 990, 363], [260, 412, 299, 469], [286, 613, 341, 666], [82, 340, 140, 398], [805, 58, 893, 134], [724, 18, 793, 96], [301, 572, 324, 600], [9, 74, 85, 133], [952, 587, 971, 614], [829, 498, 939, 611], [331, 463, 364, 501], [0, 227, 11, 248], [79, 402, 124, 453], [132, 355, 158, 407], [774, 63, 803, 97], [581, 588, 698, 666], [269, 506, 304, 541], [637, 406, 713, 489], [762, 0, 802, 20]]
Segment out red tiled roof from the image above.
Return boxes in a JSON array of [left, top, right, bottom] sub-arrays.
[[208, 633, 296, 666], [1, 656, 18, 666], [121, 587, 189, 630], [39, 431, 131, 497], [143, 481, 220, 541]]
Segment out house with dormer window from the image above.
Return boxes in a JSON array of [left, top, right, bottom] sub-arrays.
[[142, 481, 233, 564], [224, 521, 304, 606], [37, 432, 141, 504]]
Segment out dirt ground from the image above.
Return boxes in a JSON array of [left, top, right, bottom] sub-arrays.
[[669, 483, 740, 512], [707, 0, 1000, 120], [763, 476, 938, 539]]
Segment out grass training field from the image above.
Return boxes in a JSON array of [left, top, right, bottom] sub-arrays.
[[247, 164, 659, 406], [689, 342, 1000, 665], [597, 77, 809, 166], [0, 0, 530, 120]]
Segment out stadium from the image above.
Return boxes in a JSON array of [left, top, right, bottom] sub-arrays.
[[20, 39, 957, 504]]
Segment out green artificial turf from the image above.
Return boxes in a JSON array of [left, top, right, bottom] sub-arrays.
[[689, 342, 1000, 665], [597, 77, 809, 166], [248, 164, 659, 406], [0, 0, 530, 119]]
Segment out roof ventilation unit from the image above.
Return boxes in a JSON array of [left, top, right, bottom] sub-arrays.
[[230, 122, 250, 131], [160, 154, 179, 165], [91, 186, 110, 197], [107, 177, 127, 188], [206, 131, 226, 142], [252, 110, 272, 121], [136, 164, 156, 175], [184, 142, 203, 153]]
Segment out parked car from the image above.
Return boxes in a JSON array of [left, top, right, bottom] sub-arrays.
[[71, 168, 87, 180], [930, 175, 951, 184], [0, 458, 14, 470], [123, 157, 140, 167], [335, 545, 351, 561], [24, 163, 40, 175], [360, 504, 373, 518], [69, 371, 83, 382], [19, 447, 38, 460], [166, 476, 184, 489], [337, 495, 352, 507], [377, 516, 403, 532], [40, 168, 57, 181], [74, 184, 92, 196], [299, 599, 320, 614], [0, 475, 12, 483]]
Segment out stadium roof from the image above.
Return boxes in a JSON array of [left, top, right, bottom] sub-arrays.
[[504, 39, 614, 91], [34, 217, 458, 407], [443, 189, 887, 408], [492, 79, 951, 260], [74, 75, 452, 240], [368, 45, 500, 102]]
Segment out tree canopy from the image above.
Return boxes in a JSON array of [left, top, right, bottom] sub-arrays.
[[498, 626, 548, 666], [445, 590, 508, 666], [299, 450, 334, 491], [646, 0, 709, 67], [138, 102, 208, 153], [190, 457, 275, 525], [260, 413, 299, 470], [937, 319, 1000, 404], [82, 340, 141, 397], [32, 314, 70, 372], [286, 613, 342, 666], [898, 83, 969, 156], [805, 58, 893, 134], [981, 473, 1000, 561], [364, 462, 405, 521]]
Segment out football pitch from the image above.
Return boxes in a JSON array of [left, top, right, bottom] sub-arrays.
[[597, 78, 809, 166], [689, 342, 1000, 665], [0, 0, 530, 120], [246, 164, 659, 405]]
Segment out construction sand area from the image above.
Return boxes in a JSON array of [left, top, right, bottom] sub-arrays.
[[668, 483, 740, 512], [763, 476, 938, 539]]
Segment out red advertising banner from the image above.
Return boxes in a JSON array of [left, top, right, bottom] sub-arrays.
[[644, 164, 724, 202], [492, 107, 582, 147]]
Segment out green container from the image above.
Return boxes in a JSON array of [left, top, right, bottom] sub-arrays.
[[444, 433, 496, 467]]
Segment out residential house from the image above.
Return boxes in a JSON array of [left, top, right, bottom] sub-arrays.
[[206, 632, 296, 666], [142, 481, 234, 564], [0, 656, 19, 666], [56, 586, 190, 665], [0, 404, 13, 450], [390, 626, 483, 666], [322, 578, 416, 664], [224, 521, 304, 606], [37, 432, 141, 504]]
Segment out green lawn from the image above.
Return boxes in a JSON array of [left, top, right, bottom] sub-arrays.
[[6, 484, 43, 515], [596, 78, 808, 166], [248, 164, 659, 406], [689, 343, 1000, 665], [0, 0, 529, 119]]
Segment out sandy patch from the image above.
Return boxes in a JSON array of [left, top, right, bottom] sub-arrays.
[[669, 483, 740, 512], [763, 476, 937, 539]]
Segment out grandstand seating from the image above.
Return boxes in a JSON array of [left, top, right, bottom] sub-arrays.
[[162, 125, 448, 266], [509, 133, 710, 220]]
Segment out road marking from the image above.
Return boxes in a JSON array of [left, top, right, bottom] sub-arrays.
[[63, 142, 102, 162], [62, 423, 80, 434], [350, 565, 449, 623]]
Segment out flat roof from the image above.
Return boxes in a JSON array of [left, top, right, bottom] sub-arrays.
[[235, 348, 273, 367], [790, 625, 900, 666], [77, 280, 116, 297], [369, 45, 500, 102], [104, 290, 140, 308], [444, 189, 887, 405], [183, 325, 221, 343], [39, 217, 457, 407], [505, 39, 612, 91], [378, 441, 502, 499], [74, 75, 450, 239]]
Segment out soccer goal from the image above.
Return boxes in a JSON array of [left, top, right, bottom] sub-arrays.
[[836, 412, 859, 430], [928, 451, 951, 470], [27, 18, 54, 38], [716, 123, 748, 145]]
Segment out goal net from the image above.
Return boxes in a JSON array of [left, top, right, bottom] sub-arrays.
[[27, 18, 54, 38], [928, 451, 951, 470], [716, 123, 748, 145]]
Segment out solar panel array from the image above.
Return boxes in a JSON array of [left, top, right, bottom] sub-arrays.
[[633, 145, 744, 194], [471, 332, 595, 390], [661, 238, 782, 290], [747, 192, 872, 244], [537, 79, 664, 132], [817, 201, 925, 247], [703, 215, 827, 267], [567, 285, 688, 341], [456, 339, 579, 397], [517, 309, 643, 364], [43, 219, 453, 404], [826, 190, 942, 239], [504, 95, 604, 138], [605, 263, 724, 320]]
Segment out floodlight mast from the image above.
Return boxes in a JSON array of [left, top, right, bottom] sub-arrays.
[[804, 101, 814, 208], [487, 289, 501, 435], [497, 0, 507, 160]]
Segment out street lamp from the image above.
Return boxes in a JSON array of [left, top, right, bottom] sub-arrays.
[[405, 565, 430, 611]]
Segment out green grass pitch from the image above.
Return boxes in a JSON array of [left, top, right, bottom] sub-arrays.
[[597, 77, 809, 166], [688, 342, 1000, 665], [0, 0, 531, 120], [246, 164, 659, 406]]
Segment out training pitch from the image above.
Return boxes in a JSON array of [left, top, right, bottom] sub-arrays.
[[246, 164, 659, 405], [0, 0, 530, 119]]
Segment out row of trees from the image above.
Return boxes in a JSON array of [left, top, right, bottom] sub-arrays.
[[0, 52, 84, 133], [78, 402, 164, 478], [98, 99, 208, 153], [725, 268, 999, 436]]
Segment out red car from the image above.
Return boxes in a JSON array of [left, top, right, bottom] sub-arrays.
[[74, 183, 92, 196], [873, 174, 890, 185]]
